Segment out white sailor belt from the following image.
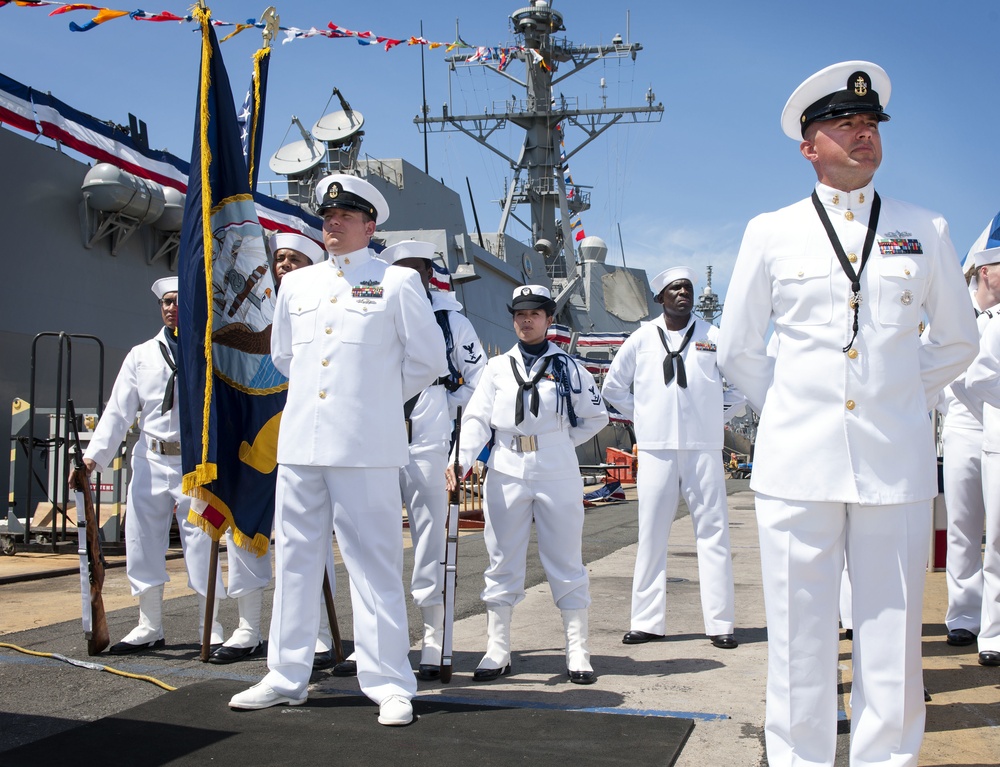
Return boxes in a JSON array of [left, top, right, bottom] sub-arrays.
[[495, 430, 560, 453], [147, 437, 182, 456]]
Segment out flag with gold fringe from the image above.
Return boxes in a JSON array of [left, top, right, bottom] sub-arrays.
[[176, 5, 283, 557]]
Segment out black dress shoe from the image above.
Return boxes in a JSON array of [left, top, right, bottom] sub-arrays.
[[108, 637, 166, 655], [946, 628, 977, 646], [709, 634, 738, 649], [472, 663, 511, 681], [568, 669, 596, 685], [979, 650, 1000, 666], [417, 664, 441, 680], [208, 642, 263, 665], [622, 630, 664, 645], [330, 657, 357, 675]]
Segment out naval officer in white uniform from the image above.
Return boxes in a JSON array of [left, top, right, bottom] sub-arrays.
[[229, 175, 447, 727], [718, 62, 978, 766], [209, 232, 341, 666], [84, 276, 222, 654], [446, 285, 609, 684], [950, 242, 1000, 669], [386, 240, 486, 680], [602, 265, 746, 650]]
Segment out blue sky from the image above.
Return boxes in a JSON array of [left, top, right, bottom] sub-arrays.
[[2, 0, 998, 306]]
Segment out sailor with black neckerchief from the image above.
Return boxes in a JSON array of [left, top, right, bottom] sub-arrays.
[[718, 61, 978, 766], [83, 276, 223, 654], [229, 174, 447, 727], [445, 285, 609, 684], [602, 265, 746, 652]]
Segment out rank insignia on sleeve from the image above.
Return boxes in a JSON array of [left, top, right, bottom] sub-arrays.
[[695, 341, 717, 352], [589, 385, 602, 405], [878, 232, 923, 255]]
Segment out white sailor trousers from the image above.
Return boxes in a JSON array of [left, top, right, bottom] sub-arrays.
[[124, 446, 218, 597], [631, 448, 735, 635], [942, 425, 986, 632], [481, 470, 591, 610], [755, 495, 930, 767], [979, 451, 1000, 653], [222, 530, 273, 598], [264, 464, 416, 704], [400, 442, 449, 607]]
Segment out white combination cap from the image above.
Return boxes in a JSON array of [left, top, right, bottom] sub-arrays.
[[314, 173, 389, 224], [781, 60, 891, 140]]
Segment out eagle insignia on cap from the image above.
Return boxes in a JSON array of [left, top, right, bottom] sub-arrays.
[[853, 74, 869, 97], [520, 287, 532, 296], [325, 182, 342, 201]]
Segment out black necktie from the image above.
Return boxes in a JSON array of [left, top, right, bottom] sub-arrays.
[[510, 356, 550, 425], [657, 323, 696, 388], [157, 341, 176, 415]]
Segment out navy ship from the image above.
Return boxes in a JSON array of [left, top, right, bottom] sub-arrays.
[[1, 1, 754, 548]]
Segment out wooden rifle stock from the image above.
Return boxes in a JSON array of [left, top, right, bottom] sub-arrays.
[[66, 400, 110, 656], [440, 407, 462, 683]]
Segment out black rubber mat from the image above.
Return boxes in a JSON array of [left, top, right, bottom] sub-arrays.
[[0, 679, 693, 766]]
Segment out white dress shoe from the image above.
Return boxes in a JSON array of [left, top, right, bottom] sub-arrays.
[[229, 682, 306, 710], [377, 694, 413, 726]]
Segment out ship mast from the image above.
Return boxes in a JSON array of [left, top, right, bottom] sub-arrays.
[[416, 1, 663, 280], [694, 265, 724, 325]]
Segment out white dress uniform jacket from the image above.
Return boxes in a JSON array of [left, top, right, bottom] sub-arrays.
[[272, 249, 448, 467], [601, 316, 746, 449], [456, 342, 609, 478], [407, 290, 486, 448], [719, 182, 979, 504], [86, 328, 179, 472]]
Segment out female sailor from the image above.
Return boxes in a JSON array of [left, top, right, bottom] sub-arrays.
[[446, 285, 608, 683]]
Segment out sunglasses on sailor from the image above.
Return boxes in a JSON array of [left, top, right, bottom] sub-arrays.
[[159, 296, 178, 307]]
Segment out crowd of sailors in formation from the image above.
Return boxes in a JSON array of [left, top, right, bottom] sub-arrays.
[[80, 59, 999, 767]]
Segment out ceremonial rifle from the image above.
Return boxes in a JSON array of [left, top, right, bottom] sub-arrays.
[[66, 399, 110, 656], [440, 406, 462, 683]]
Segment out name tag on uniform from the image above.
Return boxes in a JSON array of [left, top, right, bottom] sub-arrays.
[[878, 231, 923, 255]]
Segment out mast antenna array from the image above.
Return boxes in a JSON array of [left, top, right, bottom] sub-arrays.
[[416, 0, 663, 279]]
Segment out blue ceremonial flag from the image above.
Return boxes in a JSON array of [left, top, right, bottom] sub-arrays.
[[237, 46, 270, 192], [177, 6, 284, 556]]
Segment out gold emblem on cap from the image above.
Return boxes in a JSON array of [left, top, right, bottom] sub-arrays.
[[854, 75, 868, 97], [521, 287, 532, 296], [326, 182, 341, 200]]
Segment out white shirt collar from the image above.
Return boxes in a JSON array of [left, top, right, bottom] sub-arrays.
[[814, 180, 875, 213]]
